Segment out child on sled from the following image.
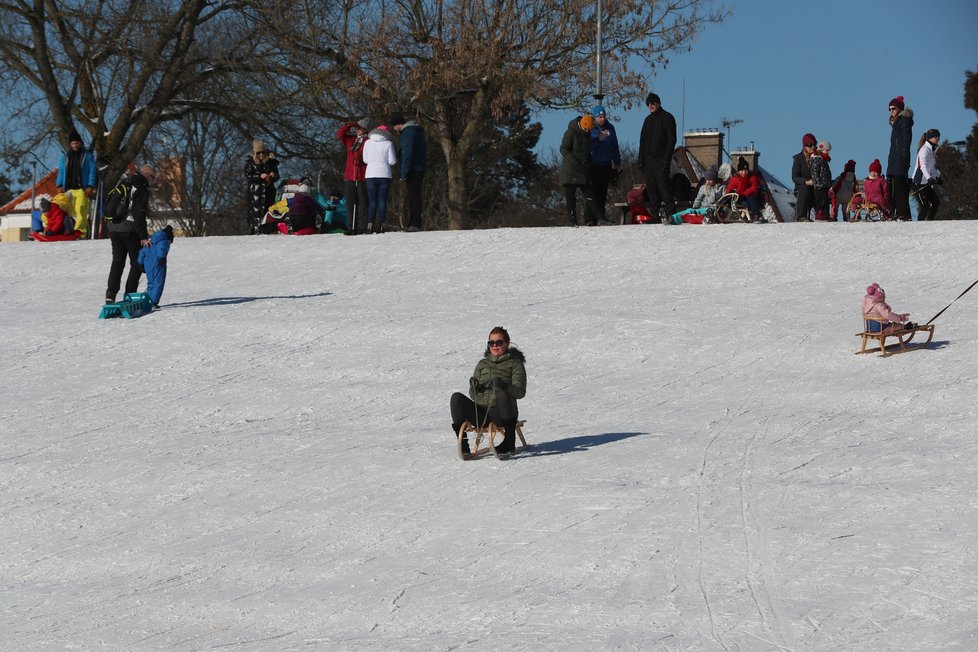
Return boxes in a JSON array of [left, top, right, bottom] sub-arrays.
[[862, 283, 913, 332]]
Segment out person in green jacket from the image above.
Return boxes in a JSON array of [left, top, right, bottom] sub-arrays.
[[451, 327, 527, 457], [559, 114, 596, 226]]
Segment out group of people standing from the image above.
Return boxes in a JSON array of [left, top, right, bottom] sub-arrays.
[[792, 95, 943, 222], [246, 112, 428, 236]]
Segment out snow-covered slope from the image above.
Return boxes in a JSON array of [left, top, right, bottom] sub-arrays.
[[2, 223, 976, 650]]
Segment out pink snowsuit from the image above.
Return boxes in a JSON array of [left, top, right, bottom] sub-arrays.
[[862, 287, 908, 332]]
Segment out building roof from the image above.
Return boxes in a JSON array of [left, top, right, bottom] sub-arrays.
[[0, 168, 58, 214]]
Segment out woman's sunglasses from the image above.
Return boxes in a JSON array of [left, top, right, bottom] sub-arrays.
[[487, 339, 508, 347]]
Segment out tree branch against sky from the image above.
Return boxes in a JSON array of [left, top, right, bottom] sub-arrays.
[[0, 0, 270, 187], [257, 0, 726, 229]]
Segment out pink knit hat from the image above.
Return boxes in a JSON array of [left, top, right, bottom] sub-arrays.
[[866, 283, 883, 296]]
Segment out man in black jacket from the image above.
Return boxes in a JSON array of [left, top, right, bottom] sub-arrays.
[[105, 164, 156, 303], [638, 93, 677, 219]]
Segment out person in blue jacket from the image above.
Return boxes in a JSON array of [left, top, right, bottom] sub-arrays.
[[56, 128, 97, 235], [589, 105, 621, 225], [137, 225, 174, 308]]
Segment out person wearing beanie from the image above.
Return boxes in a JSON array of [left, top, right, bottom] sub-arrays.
[[723, 157, 764, 221], [639, 92, 678, 219], [886, 94, 914, 220], [391, 110, 428, 232], [831, 159, 858, 220], [809, 141, 833, 220], [55, 126, 97, 237], [856, 159, 891, 220], [559, 114, 597, 225], [105, 164, 157, 304], [912, 128, 943, 221], [337, 119, 372, 234], [861, 283, 911, 333], [791, 133, 818, 221], [588, 105, 621, 225], [245, 138, 279, 234]]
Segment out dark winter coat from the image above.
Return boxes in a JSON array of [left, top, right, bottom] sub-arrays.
[[590, 121, 621, 167], [809, 153, 832, 190], [559, 118, 592, 186], [469, 347, 527, 417], [638, 107, 677, 172], [57, 148, 96, 191], [887, 107, 914, 177], [791, 151, 812, 191], [107, 172, 150, 240], [398, 121, 428, 179]]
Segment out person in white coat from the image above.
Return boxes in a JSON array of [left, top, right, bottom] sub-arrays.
[[912, 128, 942, 221], [362, 125, 398, 233]]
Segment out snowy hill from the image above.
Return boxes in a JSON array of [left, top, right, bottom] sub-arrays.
[[2, 223, 977, 651]]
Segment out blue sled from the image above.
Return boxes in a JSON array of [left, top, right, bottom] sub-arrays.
[[99, 292, 154, 319]]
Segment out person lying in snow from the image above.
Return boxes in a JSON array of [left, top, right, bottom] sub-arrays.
[[862, 283, 914, 332]]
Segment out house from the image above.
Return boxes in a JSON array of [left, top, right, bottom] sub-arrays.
[[674, 129, 796, 222], [0, 168, 58, 241]]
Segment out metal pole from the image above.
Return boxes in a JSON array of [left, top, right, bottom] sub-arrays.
[[31, 161, 37, 210], [594, 0, 604, 101]]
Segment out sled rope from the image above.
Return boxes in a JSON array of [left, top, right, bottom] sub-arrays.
[[926, 278, 978, 325]]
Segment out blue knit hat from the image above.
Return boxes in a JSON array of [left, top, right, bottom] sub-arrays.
[[591, 105, 606, 117]]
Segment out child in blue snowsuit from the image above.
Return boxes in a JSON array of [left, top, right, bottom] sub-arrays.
[[137, 225, 174, 307]]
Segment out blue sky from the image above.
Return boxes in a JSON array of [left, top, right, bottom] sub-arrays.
[[534, 0, 978, 186]]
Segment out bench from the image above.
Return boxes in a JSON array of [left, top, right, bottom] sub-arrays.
[[457, 420, 528, 460], [855, 317, 935, 357]]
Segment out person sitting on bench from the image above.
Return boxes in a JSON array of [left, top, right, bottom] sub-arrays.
[[862, 283, 913, 332]]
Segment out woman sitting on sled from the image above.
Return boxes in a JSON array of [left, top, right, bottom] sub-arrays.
[[863, 283, 915, 332], [450, 326, 527, 458]]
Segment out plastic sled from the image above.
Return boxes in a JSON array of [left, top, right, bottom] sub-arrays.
[[714, 193, 751, 223], [99, 292, 154, 319], [29, 232, 81, 242]]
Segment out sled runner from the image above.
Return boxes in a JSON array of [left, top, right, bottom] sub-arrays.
[[457, 420, 529, 460], [713, 192, 751, 223], [855, 317, 935, 357]]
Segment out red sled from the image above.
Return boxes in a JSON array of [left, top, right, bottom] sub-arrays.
[[626, 184, 654, 224], [29, 232, 81, 242]]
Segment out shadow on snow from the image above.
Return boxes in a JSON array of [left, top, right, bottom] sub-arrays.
[[164, 292, 333, 308], [523, 431, 649, 457]]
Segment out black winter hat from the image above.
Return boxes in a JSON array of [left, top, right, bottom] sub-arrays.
[[388, 111, 406, 127], [737, 156, 749, 171], [68, 128, 82, 143]]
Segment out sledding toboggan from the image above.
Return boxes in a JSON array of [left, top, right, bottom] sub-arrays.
[[456, 420, 529, 460], [855, 316, 935, 357]]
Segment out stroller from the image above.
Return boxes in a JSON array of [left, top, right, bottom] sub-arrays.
[[259, 177, 322, 235]]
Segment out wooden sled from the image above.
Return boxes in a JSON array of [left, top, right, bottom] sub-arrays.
[[457, 420, 529, 460], [714, 192, 752, 223], [855, 316, 935, 357], [846, 193, 886, 222]]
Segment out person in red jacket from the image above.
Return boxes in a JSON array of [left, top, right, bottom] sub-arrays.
[[725, 156, 764, 220], [337, 118, 371, 235]]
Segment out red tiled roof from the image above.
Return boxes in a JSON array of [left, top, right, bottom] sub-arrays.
[[0, 168, 59, 214]]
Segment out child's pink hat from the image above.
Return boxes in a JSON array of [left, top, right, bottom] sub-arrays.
[[866, 283, 883, 296]]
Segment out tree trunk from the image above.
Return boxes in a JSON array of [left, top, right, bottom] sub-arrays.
[[441, 139, 469, 230]]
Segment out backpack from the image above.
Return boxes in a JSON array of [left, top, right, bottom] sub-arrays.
[[104, 177, 134, 223]]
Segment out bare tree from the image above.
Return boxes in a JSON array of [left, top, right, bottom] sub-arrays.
[[258, 0, 726, 229], [0, 0, 278, 188]]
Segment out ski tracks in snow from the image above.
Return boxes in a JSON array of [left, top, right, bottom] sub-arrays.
[[695, 393, 795, 651]]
